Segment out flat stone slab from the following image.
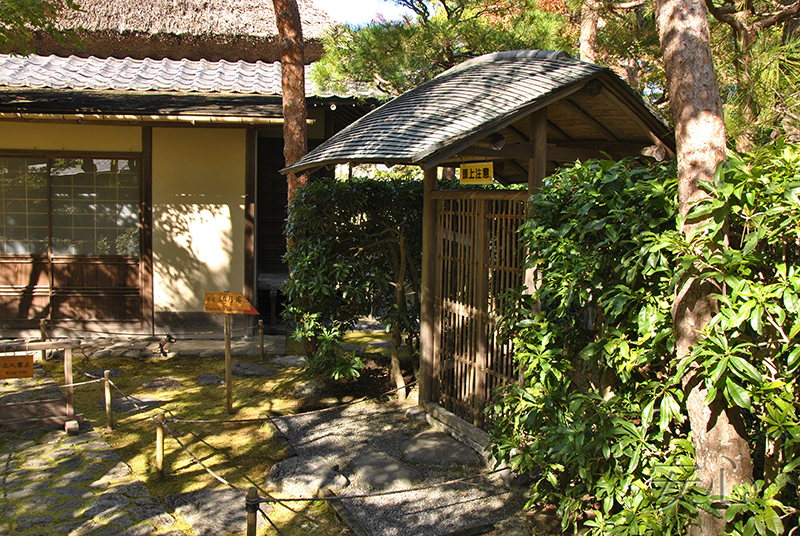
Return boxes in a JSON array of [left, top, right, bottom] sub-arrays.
[[81, 368, 124, 379], [270, 355, 306, 368], [230, 361, 279, 377], [100, 395, 162, 413], [402, 430, 480, 467], [164, 489, 266, 536], [140, 377, 183, 391], [349, 452, 423, 490], [196, 373, 224, 386], [265, 456, 349, 497]]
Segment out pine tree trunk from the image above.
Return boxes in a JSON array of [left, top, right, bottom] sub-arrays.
[[273, 0, 308, 207], [654, 0, 754, 533], [580, 0, 598, 63]]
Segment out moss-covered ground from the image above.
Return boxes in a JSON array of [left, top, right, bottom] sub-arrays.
[[39, 330, 400, 536]]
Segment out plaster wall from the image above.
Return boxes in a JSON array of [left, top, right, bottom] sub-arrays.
[[0, 122, 141, 152], [152, 127, 246, 313]]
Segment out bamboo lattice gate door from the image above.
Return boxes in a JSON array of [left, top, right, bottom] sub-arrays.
[[433, 191, 529, 429]]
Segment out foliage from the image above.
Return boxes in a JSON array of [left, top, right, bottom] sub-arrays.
[[489, 142, 800, 534], [0, 0, 80, 53], [488, 158, 703, 534], [311, 0, 574, 96], [663, 140, 800, 534], [712, 23, 800, 147], [282, 175, 423, 380]]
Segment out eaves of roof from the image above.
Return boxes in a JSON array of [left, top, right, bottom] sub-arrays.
[[0, 54, 382, 100], [281, 50, 670, 175]]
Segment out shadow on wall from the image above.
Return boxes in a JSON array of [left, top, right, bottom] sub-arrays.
[[153, 201, 235, 313]]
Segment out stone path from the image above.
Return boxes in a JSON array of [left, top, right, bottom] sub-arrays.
[[0, 424, 184, 536], [267, 402, 526, 536]]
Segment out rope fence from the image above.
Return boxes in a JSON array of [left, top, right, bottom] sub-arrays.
[[2, 329, 447, 535]]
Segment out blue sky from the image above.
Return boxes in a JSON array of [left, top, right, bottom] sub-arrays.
[[313, 0, 414, 26]]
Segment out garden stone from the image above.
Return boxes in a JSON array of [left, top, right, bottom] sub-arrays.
[[349, 452, 423, 490], [196, 373, 224, 385], [266, 456, 349, 497], [81, 368, 123, 379], [402, 430, 481, 467], [140, 377, 183, 391], [230, 361, 279, 377], [164, 489, 249, 536], [270, 355, 305, 368], [83, 493, 130, 519]]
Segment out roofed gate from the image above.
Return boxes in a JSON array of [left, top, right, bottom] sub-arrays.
[[285, 50, 675, 434]]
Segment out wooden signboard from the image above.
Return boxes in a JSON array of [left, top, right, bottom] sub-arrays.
[[460, 161, 494, 185], [0, 353, 34, 379], [204, 292, 259, 315]]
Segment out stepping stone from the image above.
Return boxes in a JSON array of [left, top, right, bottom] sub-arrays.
[[349, 452, 423, 490], [164, 489, 269, 536], [270, 355, 306, 368], [196, 373, 224, 386], [265, 456, 349, 497], [339, 344, 365, 354], [99, 396, 162, 413], [230, 362, 279, 377], [140, 377, 182, 391], [81, 369, 124, 379], [402, 430, 480, 467]]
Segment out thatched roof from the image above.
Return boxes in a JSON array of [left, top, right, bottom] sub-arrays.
[[63, 0, 332, 39], [8, 0, 333, 63]]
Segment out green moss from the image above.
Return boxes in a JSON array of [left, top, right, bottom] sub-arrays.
[[40, 344, 348, 536]]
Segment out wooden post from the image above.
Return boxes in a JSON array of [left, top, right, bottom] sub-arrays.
[[529, 108, 547, 193], [155, 411, 165, 481], [246, 487, 258, 536], [39, 318, 47, 362], [63, 347, 79, 435], [258, 319, 264, 358], [225, 313, 233, 414], [104, 370, 115, 430], [419, 166, 438, 408]]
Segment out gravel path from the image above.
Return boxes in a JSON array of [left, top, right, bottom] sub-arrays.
[[271, 402, 527, 536]]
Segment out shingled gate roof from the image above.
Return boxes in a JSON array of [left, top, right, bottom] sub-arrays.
[[283, 50, 674, 182], [9, 0, 334, 63]]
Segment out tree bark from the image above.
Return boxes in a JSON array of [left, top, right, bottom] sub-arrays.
[[272, 0, 308, 208], [654, 0, 754, 533], [580, 0, 599, 63]]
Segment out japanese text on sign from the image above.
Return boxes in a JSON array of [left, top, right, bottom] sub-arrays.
[[205, 292, 259, 315], [459, 162, 494, 185], [1, 353, 34, 379]]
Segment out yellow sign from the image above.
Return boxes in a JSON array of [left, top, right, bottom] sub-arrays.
[[460, 162, 494, 185], [205, 292, 259, 315], [1, 353, 34, 379]]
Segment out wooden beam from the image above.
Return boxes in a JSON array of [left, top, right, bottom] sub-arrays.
[[419, 166, 438, 409], [547, 120, 573, 141], [530, 108, 547, 193], [507, 124, 529, 142], [599, 86, 676, 158], [244, 128, 256, 316], [141, 127, 154, 335], [561, 99, 619, 142]]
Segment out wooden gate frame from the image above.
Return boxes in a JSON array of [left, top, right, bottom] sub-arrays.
[[418, 111, 546, 436], [0, 339, 83, 431]]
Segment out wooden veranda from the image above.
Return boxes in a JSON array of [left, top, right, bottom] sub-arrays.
[[283, 50, 675, 437]]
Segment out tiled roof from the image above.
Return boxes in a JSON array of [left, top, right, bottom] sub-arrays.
[[0, 54, 378, 99], [282, 50, 619, 172]]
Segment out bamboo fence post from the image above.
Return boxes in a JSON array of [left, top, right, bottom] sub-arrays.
[[258, 319, 264, 358], [155, 411, 165, 481], [39, 318, 47, 362], [224, 313, 233, 414], [246, 487, 258, 536], [104, 370, 115, 430]]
